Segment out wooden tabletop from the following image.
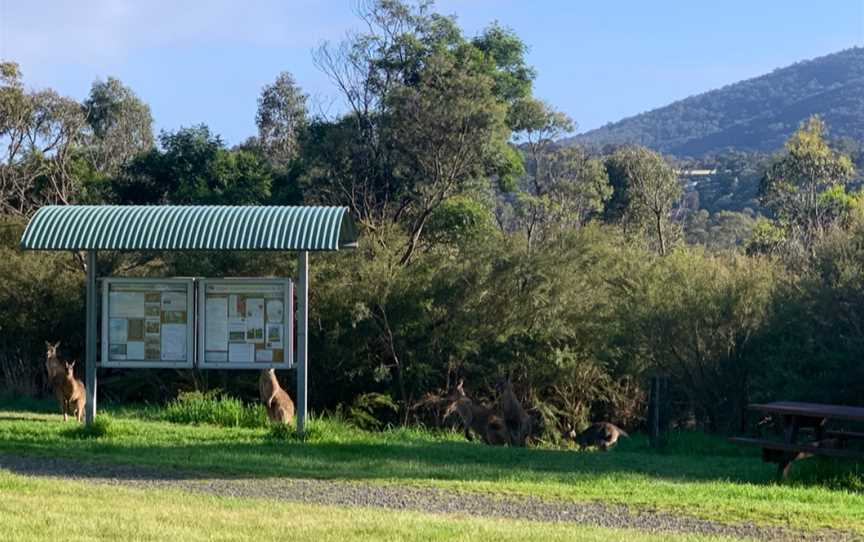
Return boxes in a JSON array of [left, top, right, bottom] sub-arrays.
[[749, 401, 864, 422]]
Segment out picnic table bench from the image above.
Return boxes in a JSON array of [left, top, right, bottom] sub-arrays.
[[729, 401, 864, 479]]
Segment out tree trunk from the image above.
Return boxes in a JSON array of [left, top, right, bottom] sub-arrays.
[[655, 211, 666, 256]]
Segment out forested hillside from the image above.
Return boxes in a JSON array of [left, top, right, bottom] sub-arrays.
[[568, 47, 864, 156]]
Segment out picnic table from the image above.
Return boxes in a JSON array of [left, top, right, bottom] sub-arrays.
[[729, 401, 864, 478]]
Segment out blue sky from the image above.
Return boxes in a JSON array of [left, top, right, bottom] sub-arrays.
[[1, 0, 861, 145]]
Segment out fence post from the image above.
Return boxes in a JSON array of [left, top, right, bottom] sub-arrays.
[[648, 374, 669, 449]]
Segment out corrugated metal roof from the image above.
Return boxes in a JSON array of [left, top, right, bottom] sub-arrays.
[[19, 205, 358, 251]]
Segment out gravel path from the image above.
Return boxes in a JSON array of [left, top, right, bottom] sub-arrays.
[[0, 453, 858, 542]]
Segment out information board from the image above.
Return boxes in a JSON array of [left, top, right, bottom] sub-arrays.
[[197, 279, 293, 369], [101, 278, 195, 368]]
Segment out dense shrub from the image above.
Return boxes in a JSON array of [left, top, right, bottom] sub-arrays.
[[609, 249, 778, 433], [161, 390, 268, 428], [0, 220, 85, 395]]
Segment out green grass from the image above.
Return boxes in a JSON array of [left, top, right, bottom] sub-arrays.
[[0, 471, 745, 542], [0, 400, 862, 535], [160, 390, 270, 428]]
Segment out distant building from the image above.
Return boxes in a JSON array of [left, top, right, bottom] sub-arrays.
[[676, 169, 717, 176], [676, 169, 717, 189]]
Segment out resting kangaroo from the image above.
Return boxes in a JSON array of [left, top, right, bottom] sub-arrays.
[[61, 361, 86, 423], [45, 341, 66, 414], [259, 369, 295, 424], [445, 379, 508, 446], [496, 379, 531, 447], [570, 422, 629, 451]]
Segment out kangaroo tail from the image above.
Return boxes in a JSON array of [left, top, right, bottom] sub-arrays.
[[618, 427, 629, 438]]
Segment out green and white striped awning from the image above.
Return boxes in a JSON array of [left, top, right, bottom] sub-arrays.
[[20, 205, 358, 251]]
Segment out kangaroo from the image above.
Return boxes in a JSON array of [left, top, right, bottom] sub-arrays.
[[444, 379, 508, 446], [61, 361, 86, 423], [495, 378, 531, 447], [259, 369, 295, 424], [45, 341, 68, 417], [570, 422, 629, 451]]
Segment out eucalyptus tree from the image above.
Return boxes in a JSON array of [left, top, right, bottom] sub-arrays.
[[759, 115, 856, 252], [604, 145, 681, 255], [307, 0, 532, 263], [0, 62, 87, 216], [83, 77, 154, 175], [256, 71, 307, 169]]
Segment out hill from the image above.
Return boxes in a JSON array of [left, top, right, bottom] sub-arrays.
[[567, 48, 864, 156]]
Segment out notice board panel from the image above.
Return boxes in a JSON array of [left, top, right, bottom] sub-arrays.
[[197, 278, 294, 370], [100, 278, 195, 368]]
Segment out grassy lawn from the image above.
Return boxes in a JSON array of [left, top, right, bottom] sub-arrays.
[[0, 470, 746, 542], [0, 400, 862, 536]]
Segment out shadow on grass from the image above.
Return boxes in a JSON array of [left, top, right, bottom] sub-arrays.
[[0, 436, 778, 487], [0, 407, 859, 491]]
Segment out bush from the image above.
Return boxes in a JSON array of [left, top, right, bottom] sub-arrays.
[[161, 390, 268, 428], [66, 415, 113, 439], [0, 220, 85, 396]]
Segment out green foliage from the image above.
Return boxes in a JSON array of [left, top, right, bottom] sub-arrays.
[[471, 23, 536, 105], [113, 125, 272, 205], [609, 248, 778, 432], [684, 210, 756, 250], [338, 392, 400, 431], [83, 77, 154, 175], [750, 223, 864, 405], [0, 221, 84, 395], [760, 115, 856, 250], [425, 195, 497, 247], [604, 146, 681, 254], [161, 390, 268, 428], [256, 71, 307, 168], [746, 217, 786, 256]]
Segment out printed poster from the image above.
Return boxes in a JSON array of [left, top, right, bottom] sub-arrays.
[[205, 297, 229, 351], [228, 343, 254, 362], [161, 291, 186, 312], [161, 323, 186, 360], [266, 299, 284, 323], [127, 341, 145, 360], [266, 324, 283, 349], [109, 292, 146, 318]]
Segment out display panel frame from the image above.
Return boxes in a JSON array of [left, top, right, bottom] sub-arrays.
[[197, 278, 294, 370], [100, 277, 196, 369]]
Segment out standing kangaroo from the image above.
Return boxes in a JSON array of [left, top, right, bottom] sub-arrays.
[[259, 369, 295, 424], [445, 379, 509, 446], [496, 379, 531, 447], [45, 341, 68, 417], [61, 361, 86, 423]]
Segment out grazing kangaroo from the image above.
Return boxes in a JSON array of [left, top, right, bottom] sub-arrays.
[[496, 379, 531, 447], [259, 369, 295, 424], [445, 380, 509, 446], [45, 341, 67, 414], [570, 422, 629, 451], [61, 361, 86, 423]]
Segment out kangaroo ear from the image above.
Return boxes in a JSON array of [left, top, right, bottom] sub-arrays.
[[54, 341, 61, 349]]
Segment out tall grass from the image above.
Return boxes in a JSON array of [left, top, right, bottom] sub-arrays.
[[160, 390, 268, 428]]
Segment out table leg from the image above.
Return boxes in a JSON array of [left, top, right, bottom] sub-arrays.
[[778, 414, 800, 480], [814, 418, 826, 442]]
